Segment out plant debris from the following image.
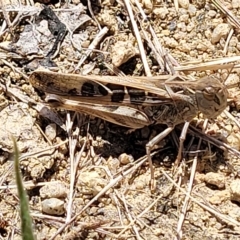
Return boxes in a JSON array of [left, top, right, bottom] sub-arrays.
[[1, 0, 240, 239]]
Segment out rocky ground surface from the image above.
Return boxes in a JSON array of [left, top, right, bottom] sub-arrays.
[[1, 0, 240, 239]]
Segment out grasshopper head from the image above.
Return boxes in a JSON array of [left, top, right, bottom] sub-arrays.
[[195, 76, 228, 119]]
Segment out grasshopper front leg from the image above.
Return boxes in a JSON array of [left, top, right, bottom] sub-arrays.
[[146, 121, 190, 191], [146, 126, 174, 191], [175, 121, 190, 165]]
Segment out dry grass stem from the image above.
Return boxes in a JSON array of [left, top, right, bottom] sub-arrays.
[[212, 0, 240, 29], [125, 0, 151, 76], [75, 26, 109, 71], [1, 1, 240, 239]]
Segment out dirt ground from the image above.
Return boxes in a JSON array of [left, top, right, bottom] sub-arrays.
[[1, 0, 240, 239]]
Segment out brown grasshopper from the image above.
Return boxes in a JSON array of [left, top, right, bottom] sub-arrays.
[[29, 70, 228, 189]]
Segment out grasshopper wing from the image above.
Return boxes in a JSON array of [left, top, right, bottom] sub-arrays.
[[46, 94, 151, 128]]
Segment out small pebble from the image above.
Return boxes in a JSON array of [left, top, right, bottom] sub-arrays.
[[41, 198, 65, 215], [232, 0, 240, 8], [227, 133, 240, 151], [45, 123, 57, 141], [169, 21, 177, 31], [40, 182, 68, 199], [153, 7, 169, 20], [188, 4, 197, 16], [164, 37, 178, 48], [178, 0, 189, 9], [208, 190, 230, 205], [143, 0, 153, 13], [111, 41, 137, 67], [119, 153, 134, 165], [107, 157, 120, 173], [229, 36, 238, 47], [208, 10, 217, 18], [211, 23, 230, 44], [204, 172, 225, 189], [78, 171, 107, 195], [230, 180, 240, 203], [179, 14, 189, 23], [187, 22, 195, 32]]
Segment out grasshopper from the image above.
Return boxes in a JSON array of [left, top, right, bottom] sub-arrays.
[[29, 70, 228, 189]]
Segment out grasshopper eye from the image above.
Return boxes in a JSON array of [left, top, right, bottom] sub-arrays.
[[202, 86, 219, 101], [203, 86, 224, 106]]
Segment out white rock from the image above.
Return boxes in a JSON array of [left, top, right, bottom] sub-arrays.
[[118, 153, 134, 165], [211, 23, 230, 44], [42, 198, 65, 215], [40, 182, 68, 199], [188, 4, 197, 16], [178, 0, 189, 9], [204, 172, 225, 189], [208, 10, 217, 18], [143, 0, 153, 13], [111, 41, 137, 67], [153, 7, 169, 19], [45, 123, 57, 141], [232, 0, 240, 8], [230, 180, 240, 202]]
